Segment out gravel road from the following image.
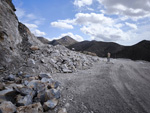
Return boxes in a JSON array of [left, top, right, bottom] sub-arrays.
[[53, 58, 150, 113]]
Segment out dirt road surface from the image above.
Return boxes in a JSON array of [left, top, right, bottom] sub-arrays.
[[53, 59, 150, 113]]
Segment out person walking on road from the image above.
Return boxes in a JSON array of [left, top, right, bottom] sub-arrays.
[[107, 52, 111, 62]]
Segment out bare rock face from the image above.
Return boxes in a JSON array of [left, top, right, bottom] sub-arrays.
[[0, 0, 43, 76], [0, 0, 100, 76], [0, 0, 100, 113]]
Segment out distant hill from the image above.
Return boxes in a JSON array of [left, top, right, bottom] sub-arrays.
[[68, 40, 150, 62], [115, 40, 150, 61], [68, 40, 124, 57], [37, 37, 50, 44], [49, 36, 78, 46]]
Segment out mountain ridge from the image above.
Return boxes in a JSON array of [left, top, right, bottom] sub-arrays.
[[40, 35, 150, 61], [49, 36, 78, 46], [68, 39, 150, 61]]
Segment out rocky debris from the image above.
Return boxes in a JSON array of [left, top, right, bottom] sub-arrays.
[[0, 101, 16, 113], [7, 74, 16, 81], [25, 44, 100, 75], [83, 51, 97, 56], [58, 108, 67, 113], [0, 73, 61, 112], [39, 73, 51, 79], [30, 45, 39, 51], [17, 102, 43, 113], [43, 98, 58, 111], [14, 86, 36, 97]]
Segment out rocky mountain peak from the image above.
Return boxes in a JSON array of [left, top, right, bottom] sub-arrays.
[[49, 36, 78, 46]]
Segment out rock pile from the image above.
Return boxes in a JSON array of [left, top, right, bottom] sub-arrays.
[[0, 73, 61, 113], [0, 0, 100, 76], [21, 44, 100, 75]]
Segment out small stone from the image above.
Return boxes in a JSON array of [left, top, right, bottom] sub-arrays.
[[27, 59, 35, 66], [62, 69, 72, 73], [14, 86, 35, 97], [27, 80, 46, 93], [53, 81, 60, 89], [22, 80, 29, 86], [27, 80, 39, 90], [23, 75, 32, 78], [0, 88, 17, 103], [58, 108, 67, 113], [48, 80, 60, 89], [30, 45, 39, 51], [28, 77, 36, 81], [41, 78, 48, 83], [15, 77, 22, 84], [0, 101, 16, 113], [40, 59, 45, 63], [0, 83, 5, 91], [44, 88, 61, 102], [39, 73, 51, 79], [65, 103, 70, 108], [17, 102, 43, 113], [50, 89, 61, 99], [35, 91, 47, 104], [43, 99, 58, 111], [17, 71, 23, 77], [16, 95, 32, 106], [7, 74, 16, 81]]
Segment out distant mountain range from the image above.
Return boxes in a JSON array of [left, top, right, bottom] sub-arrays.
[[37, 36, 77, 46], [37, 36, 150, 62], [68, 40, 150, 61]]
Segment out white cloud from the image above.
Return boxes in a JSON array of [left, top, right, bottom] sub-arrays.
[[24, 23, 46, 36], [52, 32, 84, 42], [24, 23, 38, 29], [32, 29, 46, 36], [26, 14, 36, 20], [74, 0, 93, 7], [15, 7, 45, 26], [51, 21, 74, 29], [97, 0, 150, 20], [75, 13, 113, 26], [114, 23, 124, 28], [50, 13, 130, 42], [15, 8, 25, 19], [87, 7, 94, 11], [15, 8, 46, 37], [81, 24, 130, 41], [125, 22, 137, 29]]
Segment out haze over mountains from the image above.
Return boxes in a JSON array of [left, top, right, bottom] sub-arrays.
[[37, 36, 150, 62]]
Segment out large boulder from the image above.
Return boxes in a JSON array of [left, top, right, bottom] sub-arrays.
[[0, 101, 16, 113], [43, 99, 58, 111]]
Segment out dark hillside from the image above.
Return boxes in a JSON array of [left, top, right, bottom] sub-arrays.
[[68, 40, 150, 61]]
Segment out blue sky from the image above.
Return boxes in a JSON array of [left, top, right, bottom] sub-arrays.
[[12, 0, 150, 45]]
